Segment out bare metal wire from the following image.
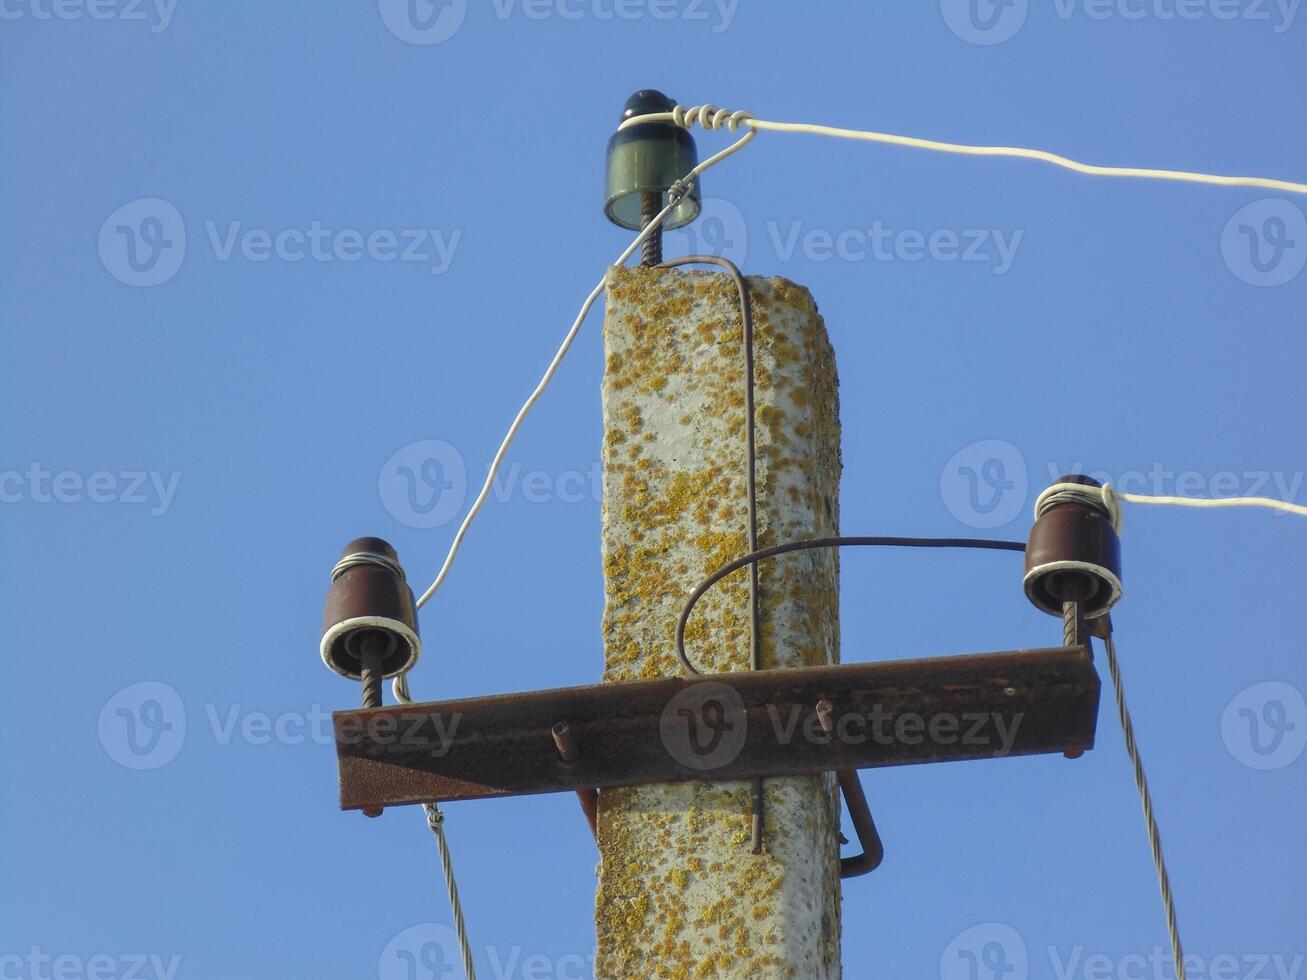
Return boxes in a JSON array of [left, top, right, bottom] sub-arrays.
[[676, 536, 1026, 677], [657, 255, 765, 853], [1102, 626, 1187, 980], [423, 802, 477, 980], [391, 672, 477, 980]]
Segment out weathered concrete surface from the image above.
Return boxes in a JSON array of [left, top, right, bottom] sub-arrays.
[[595, 266, 844, 979]]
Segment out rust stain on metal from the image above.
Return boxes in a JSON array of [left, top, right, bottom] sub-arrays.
[[335, 646, 1100, 811], [835, 769, 883, 878]]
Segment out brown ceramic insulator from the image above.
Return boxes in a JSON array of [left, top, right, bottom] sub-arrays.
[[321, 536, 422, 681], [1024, 475, 1123, 619]]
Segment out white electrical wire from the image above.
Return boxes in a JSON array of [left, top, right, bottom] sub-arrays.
[[409, 274, 606, 611], [407, 127, 754, 618], [622, 104, 1307, 196], [1035, 480, 1307, 532], [1115, 489, 1307, 518]]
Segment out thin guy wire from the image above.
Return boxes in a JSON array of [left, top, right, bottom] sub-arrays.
[[659, 255, 764, 853], [1103, 627, 1187, 980], [675, 536, 1026, 676], [423, 802, 477, 980], [390, 671, 477, 980]]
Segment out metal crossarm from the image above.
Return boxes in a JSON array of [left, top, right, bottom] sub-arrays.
[[335, 646, 1101, 811]]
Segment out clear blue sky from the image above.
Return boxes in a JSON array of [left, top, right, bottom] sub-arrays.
[[3, 3, 1304, 978]]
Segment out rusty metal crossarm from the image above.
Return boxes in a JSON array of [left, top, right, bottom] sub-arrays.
[[334, 646, 1100, 812]]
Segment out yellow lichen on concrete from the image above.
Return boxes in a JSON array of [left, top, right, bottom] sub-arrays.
[[596, 266, 844, 978]]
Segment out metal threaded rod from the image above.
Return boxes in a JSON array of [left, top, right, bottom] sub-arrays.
[[1063, 601, 1082, 647], [640, 192, 663, 266], [359, 631, 386, 818], [359, 632, 384, 710]]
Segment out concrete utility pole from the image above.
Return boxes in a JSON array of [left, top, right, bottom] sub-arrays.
[[325, 89, 1105, 980], [595, 264, 845, 978], [327, 267, 1101, 980]]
